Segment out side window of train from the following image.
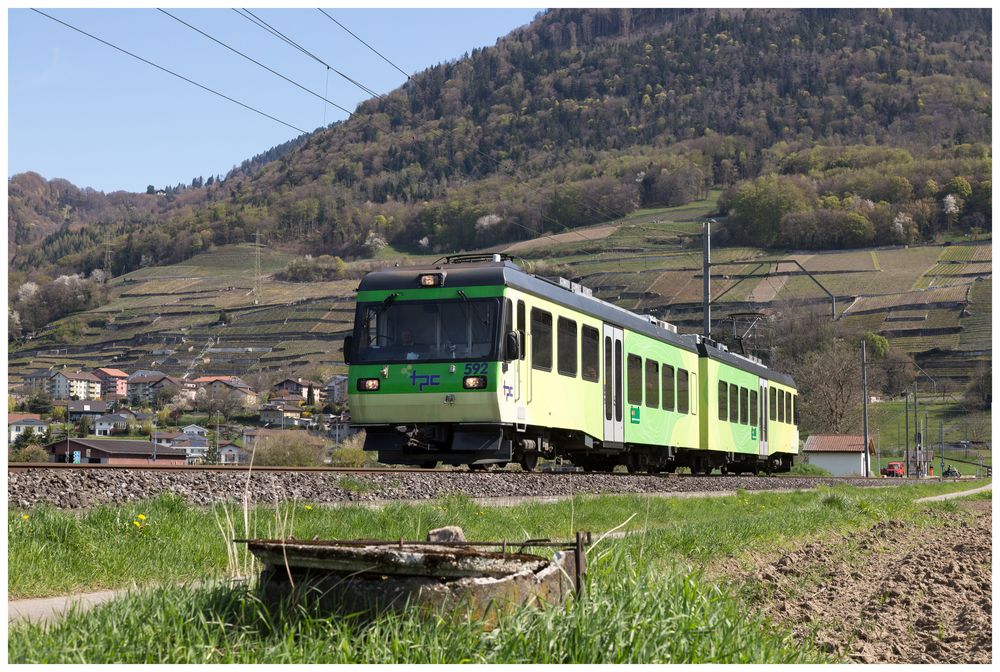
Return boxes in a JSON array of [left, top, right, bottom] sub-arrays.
[[676, 368, 689, 414], [627, 354, 643, 405], [729, 383, 739, 423], [718, 381, 727, 420], [749, 390, 758, 427], [516, 301, 526, 360], [769, 386, 777, 421], [793, 394, 800, 426], [581, 326, 600, 382], [777, 390, 785, 423], [785, 391, 792, 426], [504, 298, 513, 351], [644, 359, 659, 408], [557, 317, 577, 377], [530, 308, 552, 371], [662, 364, 675, 412], [740, 387, 749, 425]]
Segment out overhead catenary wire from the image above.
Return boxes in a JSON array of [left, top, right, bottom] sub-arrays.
[[157, 8, 353, 118], [30, 8, 308, 135], [317, 8, 411, 80], [235, 8, 383, 100]]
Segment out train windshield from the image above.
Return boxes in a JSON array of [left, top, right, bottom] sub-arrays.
[[353, 298, 500, 363]]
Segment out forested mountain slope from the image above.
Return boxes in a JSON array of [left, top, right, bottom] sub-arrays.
[[9, 9, 991, 297]]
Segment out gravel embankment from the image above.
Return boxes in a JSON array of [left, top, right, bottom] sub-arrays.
[[8, 469, 926, 510]]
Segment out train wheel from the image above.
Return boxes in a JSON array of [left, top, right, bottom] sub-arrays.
[[519, 452, 538, 472]]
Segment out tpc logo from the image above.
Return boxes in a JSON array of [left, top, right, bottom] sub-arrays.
[[410, 370, 441, 391]]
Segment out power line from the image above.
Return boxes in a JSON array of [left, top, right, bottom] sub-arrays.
[[235, 8, 382, 100], [31, 8, 307, 134], [157, 8, 353, 117], [317, 8, 411, 80]]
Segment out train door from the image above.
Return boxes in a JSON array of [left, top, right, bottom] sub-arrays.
[[758, 380, 769, 457], [603, 324, 624, 444]]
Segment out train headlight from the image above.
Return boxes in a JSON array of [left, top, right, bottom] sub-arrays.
[[463, 376, 487, 389], [357, 378, 380, 391], [419, 273, 443, 287]]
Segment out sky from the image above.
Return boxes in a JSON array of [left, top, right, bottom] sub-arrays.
[[7, 6, 543, 193]]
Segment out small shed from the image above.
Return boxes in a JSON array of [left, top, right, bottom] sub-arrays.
[[802, 434, 875, 477]]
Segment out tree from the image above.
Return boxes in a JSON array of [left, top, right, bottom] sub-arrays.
[[964, 361, 991, 410], [12, 428, 37, 451], [27, 391, 54, 415], [877, 348, 917, 396], [253, 433, 327, 467], [863, 332, 889, 359], [9, 445, 49, 463], [793, 340, 861, 433], [306, 385, 316, 406], [75, 415, 92, 437], [146, 185, 156, 195]]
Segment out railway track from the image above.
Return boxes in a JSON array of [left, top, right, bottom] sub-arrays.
[[7, 462, 899, 481]]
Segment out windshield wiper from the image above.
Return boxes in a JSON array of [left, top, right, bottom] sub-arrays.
[[457, 290, 489, 327]]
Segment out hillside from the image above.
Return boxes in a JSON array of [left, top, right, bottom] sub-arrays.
[[8, 8, 991, 294], [8, 193, 990, 395]]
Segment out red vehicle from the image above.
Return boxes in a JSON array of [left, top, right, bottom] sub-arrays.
[[881, 461, 905, 477]]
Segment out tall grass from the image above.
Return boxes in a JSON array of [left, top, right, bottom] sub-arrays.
[[8, 546, 826, 664], [8, 480, 982, 599]]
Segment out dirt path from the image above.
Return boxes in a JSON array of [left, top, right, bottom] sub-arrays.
[[732, 500, 991, 663]]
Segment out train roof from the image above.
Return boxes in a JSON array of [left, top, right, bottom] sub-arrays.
[[357, 258, 795, 386]]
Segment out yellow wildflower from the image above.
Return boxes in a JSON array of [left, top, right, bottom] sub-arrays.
[[137, 514, 147, 521], [304, 505, 313, 511], [133, 520, 142, 528], [21, 514, 29, 520]]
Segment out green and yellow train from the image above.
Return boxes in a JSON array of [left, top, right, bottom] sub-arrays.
[[345, 254, 799, 473]]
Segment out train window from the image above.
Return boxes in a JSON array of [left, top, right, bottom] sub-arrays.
[[604, 336, 613, 421], [749, 390, 758, 428], [729, 384, 739, 423], [718, 381, 727, 420], [557, 317, 578, 377], [645, 360, 659, 408], [777, 390, 785, 423], [769, 387, 777, 421], [517, 301, 526, 360], [677, 369, 689, 414], [581, 326, 599, 382], [662, 364, 675, 411], [627, 354, 643, 405], [530, 309, 552, 371], [740, 387, 749, 425], [786, 391, 792, 426]]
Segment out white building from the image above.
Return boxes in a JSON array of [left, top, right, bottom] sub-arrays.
[[802, 435, 875, 477], [48, 371, 102, 400]]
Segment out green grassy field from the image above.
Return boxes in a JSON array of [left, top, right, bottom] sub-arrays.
[[7, 481, 986, 664]]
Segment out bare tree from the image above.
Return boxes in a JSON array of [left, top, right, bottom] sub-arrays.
[[793, 340, 862, 434]]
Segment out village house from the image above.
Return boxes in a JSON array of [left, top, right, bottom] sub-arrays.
[[259, 402, 306, 427], [322, 375, 349, 405], [67, 400, 111, 423], [182, 424, 208, 437], [8, 414, 49, 444], [94, 367, 130, 399], [128, 374, 196, 406], [273, 377, 322, 404], [22, 370, 54, 393], [94, 413, 133, 437], [196, 378, 258, 408], [48, 370, 102, 400], [218, 441, 247, 465], [46, 437, 186, 465], [802, 435, 876, 477]]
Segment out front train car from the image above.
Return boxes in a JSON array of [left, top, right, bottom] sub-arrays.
[[344, 255, 521, 468]]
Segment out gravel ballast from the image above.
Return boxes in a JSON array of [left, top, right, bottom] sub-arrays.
[[8, 469, 929, 510]]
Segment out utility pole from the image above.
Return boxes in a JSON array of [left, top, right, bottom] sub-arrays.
[[861, 339, 870, 477], [913, 383, 920, 477], [905, 393, 910, 478], [253, 229, 262, 306], [702, 220, 712, 338]]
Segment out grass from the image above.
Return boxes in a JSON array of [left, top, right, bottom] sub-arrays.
[[8, 480, 987, 664], [851, 397, 992, 450], [8, 482, 983, 600]]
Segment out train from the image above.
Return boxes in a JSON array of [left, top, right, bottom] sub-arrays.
[[344, 254, 799, 473]]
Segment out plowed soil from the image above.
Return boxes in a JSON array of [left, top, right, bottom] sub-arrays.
[[730, 500, 991, 663]]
